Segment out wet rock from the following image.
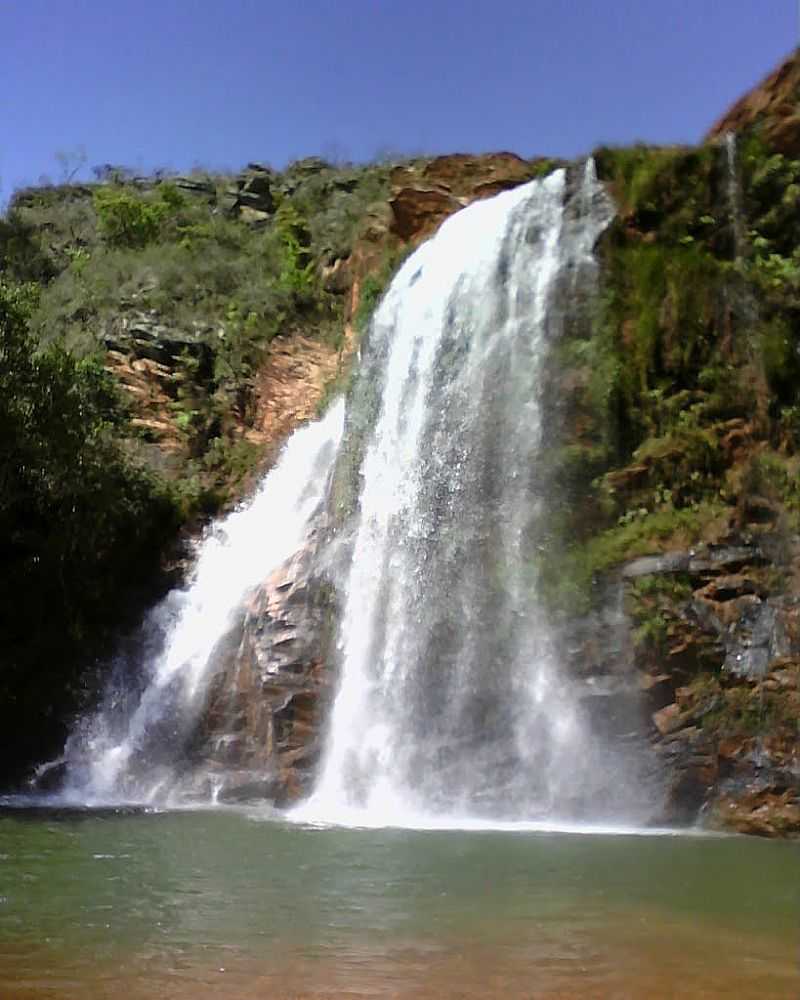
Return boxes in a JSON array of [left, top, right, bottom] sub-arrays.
[[189, 512, 336, 804], [639, 672, 675, 710], [621, 545, 766, 582], [686, 545, 762, 574], [28, 757, 68, 793], [215, 771, 284, 804], [656, 733, 718, 825], [720, 600, 798, 679], [622, 552, 690, 579], [710, 789, 800, 837]]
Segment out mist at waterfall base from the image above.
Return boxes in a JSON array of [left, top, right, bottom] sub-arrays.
[[49, 166, 661, 831], [57, 404, 344, 804]]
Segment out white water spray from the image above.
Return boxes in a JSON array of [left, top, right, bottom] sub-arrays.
[[62, 401, 344, 804], [295, 165, 643, 829]]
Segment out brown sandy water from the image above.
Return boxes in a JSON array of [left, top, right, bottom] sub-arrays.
[[0, 807, 797, 998]]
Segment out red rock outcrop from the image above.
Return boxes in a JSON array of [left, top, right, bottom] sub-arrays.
[[707, 48, 800, 155], [388, 153, 547, 243]]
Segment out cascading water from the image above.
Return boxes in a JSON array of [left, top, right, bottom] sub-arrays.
[[51, 163, 658, 827], [296, 163, 652, 828], [60, 401, 344, 804]]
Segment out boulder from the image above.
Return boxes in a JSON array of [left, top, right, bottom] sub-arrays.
[[654, 725, 718, 825], [223, 164, 276, 219], [103, 311, 216, 370]]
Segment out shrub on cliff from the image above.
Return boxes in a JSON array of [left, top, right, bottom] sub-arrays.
[[93, 187, 174, 248]]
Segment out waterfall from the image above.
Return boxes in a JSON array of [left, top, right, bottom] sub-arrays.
[[295, 163, 647, 829], [51, 162, 659, 826], [60, 401, 344, 805], [725, 132, 745, 262]]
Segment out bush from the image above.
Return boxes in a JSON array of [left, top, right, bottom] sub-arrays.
[[0, 211, 57, 283], [0, 280, 181, 783], [93, 188, 170, 248]]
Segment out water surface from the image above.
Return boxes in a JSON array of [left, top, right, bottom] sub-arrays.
[[0, 808, 796, 998]]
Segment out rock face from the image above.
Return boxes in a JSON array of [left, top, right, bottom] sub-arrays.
[[388, 153, 547, 242], [707, 49, 800, 155], [389, 186, 462, 241], [615, 538, 800, 835], [172, 174, 216, 200], [104, 310, 218, 368], [562, 539, 800, 836], [250, 332, 351, 458], [189, 515, 335, 805]]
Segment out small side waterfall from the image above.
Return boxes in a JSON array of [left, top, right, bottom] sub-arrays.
[[61, 401, 344, 804], [296, 164, 652, 828], [725, 131, 746, 262]]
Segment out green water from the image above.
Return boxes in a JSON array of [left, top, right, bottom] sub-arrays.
[[0, 808, 797, 998]]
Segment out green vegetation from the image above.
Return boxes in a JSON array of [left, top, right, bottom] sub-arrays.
[[626, 574, 693, 652], [539, 134, 800, 615], [0, 279, 182, 783], [594, 144, 722, 247], [529, 157, 563, 180], [354, 244, 411, 332], [5, 159, 405, 505], [93, 185, 176, 248], [538, 501, 723, 615], [684, 671, 800, 740]]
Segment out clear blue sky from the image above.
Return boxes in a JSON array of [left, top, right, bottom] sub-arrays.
[[2, 0, 796, 201]]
